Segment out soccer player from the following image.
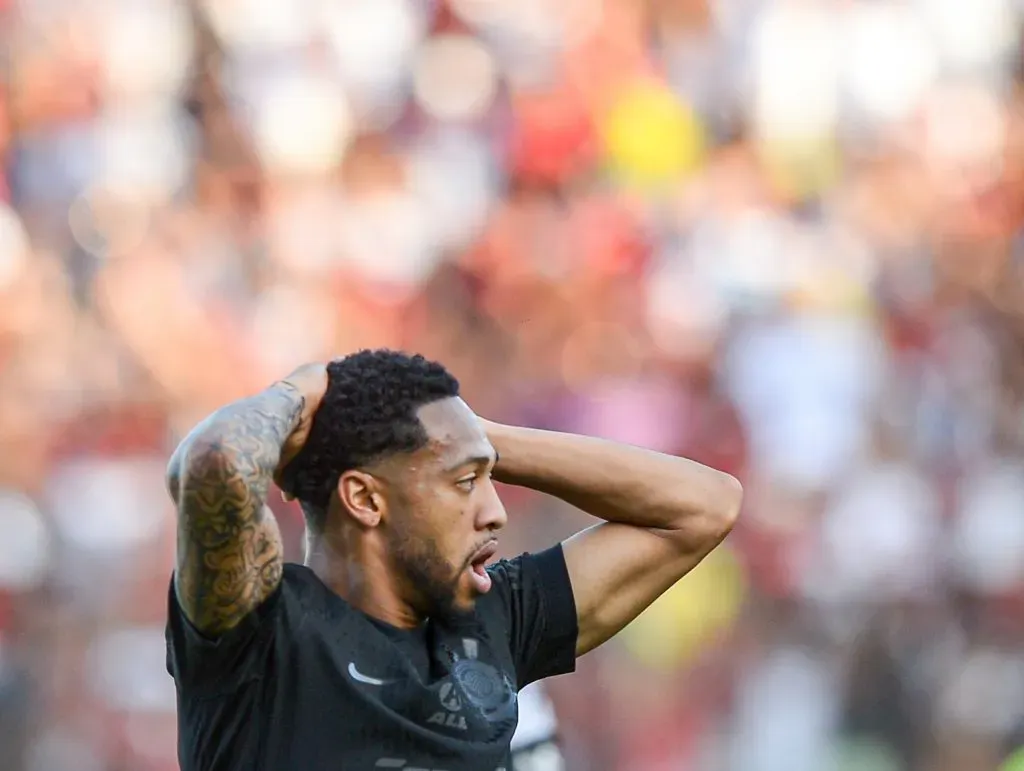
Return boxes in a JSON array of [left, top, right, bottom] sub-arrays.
[[165, 350, 741, 770]]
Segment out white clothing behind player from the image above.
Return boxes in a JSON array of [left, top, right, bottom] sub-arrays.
[[511, 681, 565, 771]]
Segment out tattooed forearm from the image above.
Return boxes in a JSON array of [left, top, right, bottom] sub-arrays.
[[169, 384, 303, 635]]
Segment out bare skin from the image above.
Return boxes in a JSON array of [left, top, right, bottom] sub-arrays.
[[302, 397, 506, 629], [482, 419, 743, 656]]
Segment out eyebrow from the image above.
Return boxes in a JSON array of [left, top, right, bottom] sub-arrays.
[[444, 451, 498, 474]]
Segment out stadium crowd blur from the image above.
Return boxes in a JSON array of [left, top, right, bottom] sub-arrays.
[[1, 0, 1024, 769]]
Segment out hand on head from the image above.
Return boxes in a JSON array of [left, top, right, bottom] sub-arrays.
[[274, 362, 329, 499]]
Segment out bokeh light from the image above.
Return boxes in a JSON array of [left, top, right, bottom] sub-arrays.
[[323, 0, 428, 128], [0, 204, 28, 290], [0, 493, 50, 592], [413, 34, 500, 122], [96, 108, 193, 200], [602, 82, 705, 186], [252, 74, 354, 175], [202, 0, 316, 51], [844, 2, 938, 126], [751, 2, 840, 143], [100, 1, 194, 104]]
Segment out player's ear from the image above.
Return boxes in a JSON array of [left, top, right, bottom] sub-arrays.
[[337, 471, 385, 528]]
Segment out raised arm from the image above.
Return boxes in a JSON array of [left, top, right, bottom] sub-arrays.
[[167, 364, 327, 636], [485, 421, 742, 657]]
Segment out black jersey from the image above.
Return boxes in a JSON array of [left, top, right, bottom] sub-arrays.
[[165, 545, 578, 771]]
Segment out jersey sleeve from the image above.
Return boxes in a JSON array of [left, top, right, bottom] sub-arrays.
[[164, 573, 282, 696], [485, 544, 579, 689]]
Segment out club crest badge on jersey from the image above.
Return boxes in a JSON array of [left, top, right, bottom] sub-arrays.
[[426, 636, 517, 735], [453, 637, 517, 724]]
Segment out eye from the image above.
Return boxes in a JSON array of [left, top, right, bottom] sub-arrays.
[[456, 475, 477, 492]]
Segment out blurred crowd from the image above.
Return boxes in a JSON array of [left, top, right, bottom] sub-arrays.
[[1, 0, 1024, 769]]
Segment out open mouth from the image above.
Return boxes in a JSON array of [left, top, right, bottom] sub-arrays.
[[467, 541, 498, 594]]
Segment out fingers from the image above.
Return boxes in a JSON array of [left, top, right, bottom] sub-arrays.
[[279, 363, 329, 415], [284, 362, 324, 380]]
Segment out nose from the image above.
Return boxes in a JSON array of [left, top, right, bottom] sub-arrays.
[[476, 478, 508, 533]]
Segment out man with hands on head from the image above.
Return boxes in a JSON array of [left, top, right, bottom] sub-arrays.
[[165, 349, 742, 771]]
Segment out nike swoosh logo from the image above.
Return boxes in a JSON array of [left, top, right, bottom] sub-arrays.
[[348, 662, 391, 686]]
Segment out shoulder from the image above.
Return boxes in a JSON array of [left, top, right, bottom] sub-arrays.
[[473, 545, 576, 634], [280, 562, 327, 599], [484, 546, 574, 604], [277, 563, 360, 624], [178, 563, 353, 637], [474, 545, 578, 687], [486, 546, 552, 584]]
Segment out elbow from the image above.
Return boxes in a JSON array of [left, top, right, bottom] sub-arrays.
[[166, 435, 240, 503], [165, 457, 183, 504], [714, 472, 743, 536], [165, 441, 191, 504], [670, 471, 742, 546]]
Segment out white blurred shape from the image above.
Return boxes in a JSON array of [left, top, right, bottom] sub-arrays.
[[203, 0, 316, 51], [340, 191, 440, 293], [0, 203, 29, 290], [0, 491, 51, 591], [690, 209, 798, 302], [26, 730, 104, 771], [98, 108, 191, 200], [46, 457, 167, 554], [448, 0, 581, 88], [645, 253, 727, 359], [512, 681, 560, 750], [951, 460, 1024, 593], [408, 129, 498, 250], [101, 0, 194, 101], [253, 73, 354, 175], [458, 0, 555, 40], [724, 314, 885, 492], [413, 34, 499, 123], [820, 462, 942, 600], [750, 2, 840, 141], [87, 627, 177, 712], [453, 0, 601, 49], [844, 2, 938, 124], [916, 0, 1017, 70], [250, 285, 336, 372], [323, 0, 426, 126], [325, 0, 424, 79], [938, 649, 1024, 735], [730, 647, 840, 771]]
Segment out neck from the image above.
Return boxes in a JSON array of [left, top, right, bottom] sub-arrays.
[[304, 527, 423, 629]]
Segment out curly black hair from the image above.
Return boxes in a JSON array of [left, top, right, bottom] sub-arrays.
[[279, 349, 460, 531]]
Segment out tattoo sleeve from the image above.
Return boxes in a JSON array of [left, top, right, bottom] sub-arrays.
[[168, 384, 303, 636]]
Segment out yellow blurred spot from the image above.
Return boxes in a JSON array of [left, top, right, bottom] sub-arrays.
[[758, 135, 842, 201], [602, 82, 705, 186], [620, 545, 746, 670], [787, 268, 875, 315]]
